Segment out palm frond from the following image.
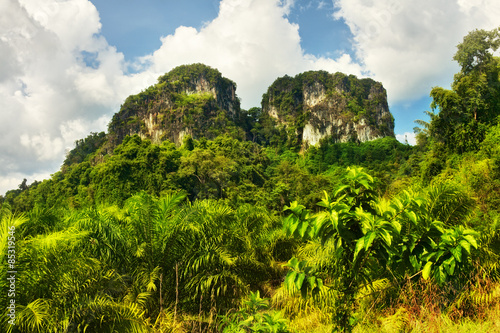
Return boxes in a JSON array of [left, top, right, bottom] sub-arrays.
[[425, 183, 474, 226], [72, 295, 150, 333], [15, 299, 52, 333], [23, 227, 88, 252], [0, 212, 27, 254]]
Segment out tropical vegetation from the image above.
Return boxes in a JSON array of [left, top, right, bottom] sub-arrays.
[[2, 27, 500, 332]]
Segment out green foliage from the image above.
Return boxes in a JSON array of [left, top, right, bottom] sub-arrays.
[[63, 132, 106, 166], [220, 291, 291, 333], [427, 27, 500, 153], [282, 167, 480, 332], [12, 133, 413, 212], [158, 63, 236, 94], [304, 136, 412, 175], [5, 28, 500, 332], [453, 28, 500, 75]]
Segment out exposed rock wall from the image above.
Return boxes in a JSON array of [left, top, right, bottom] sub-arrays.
[[104, 66, 395, 155], [106, 64, 241, 149], [261, 71, 394, 147]]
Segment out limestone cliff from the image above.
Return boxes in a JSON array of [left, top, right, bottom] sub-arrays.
[[107, 64, 241, 148], [261, 71, 394, 147], [104, 65, 394, 154]]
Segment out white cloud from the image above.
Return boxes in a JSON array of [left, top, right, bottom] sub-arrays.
[[145, 0, 362, 108], [332, 0, 500, 104], [396, 132, 416, 146], [0, 0, 147, 195]]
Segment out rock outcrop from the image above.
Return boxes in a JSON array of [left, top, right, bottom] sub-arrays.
[[104, 65, 395, 154], [261, 71, 394, 147], [106, 64, 241, 149]]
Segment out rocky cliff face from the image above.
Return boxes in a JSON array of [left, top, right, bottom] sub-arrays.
[[104, 65, 395, 155], [261, 71, 394, 147], [107, 64, 241, 149]]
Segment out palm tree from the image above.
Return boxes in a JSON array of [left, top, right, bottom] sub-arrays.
[[1, 203, 152, 332], [121, 192, 190, 326]]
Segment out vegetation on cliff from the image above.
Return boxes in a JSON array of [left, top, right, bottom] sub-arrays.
[[104, 63, 395, 153], [261, 71, 394, 148], [107, 64, 243, 148]]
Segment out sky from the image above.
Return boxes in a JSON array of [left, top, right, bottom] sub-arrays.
[[1, 0, 500, 195]]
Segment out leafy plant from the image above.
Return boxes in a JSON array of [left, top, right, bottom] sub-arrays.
[[282, 167, 480, 332], [220, 291, 291, 333]]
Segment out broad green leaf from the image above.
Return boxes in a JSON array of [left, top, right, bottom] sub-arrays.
[[364, 231, 377, 251], [450, 246, 463, 262], [329, 211, 339, 231], [379, 229, 392, 246], [316, 277, 323, 290], [288, 222, 300, 236], [434, 250, 445, 262], [459, 239, 471, 254], [421, 251, 436, 262], [284, 271, 297, 289], [438, 265, 447, 284], [285, 257, 299, 269], [464, 235, 478, 249], [391, 198, 403, 211], [406, 211, 418, 224], [443, 256, 456, 275], [283, 201, 298, 212], [358, 179, 371, 190], [334, 185, 350, 197], [353, 237, 365, 262], [391, 220, 402, 234], [295, 272, 306, 290], [307, 276, 317, 290], [422, 262, 433, 280], [298, 221, 310, 238], [409, 255, 421, 271]]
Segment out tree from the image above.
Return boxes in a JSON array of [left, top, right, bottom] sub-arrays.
[[19, 179, 28, 191], [63, 132, 106, 166], [453, 28, 500, 75], [282, 167, 479, 332], [428, 27, 500, 153], [179, 148, 237, 199]]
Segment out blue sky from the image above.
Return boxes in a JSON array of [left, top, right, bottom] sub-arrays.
[[91, 1, 221, 61], [1, 0, 499, 194], [90, 0, 429, 137], [91, 1, 353, 60]]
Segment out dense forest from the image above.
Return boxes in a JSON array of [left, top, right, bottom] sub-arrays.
[[1, 28, 500, 332]]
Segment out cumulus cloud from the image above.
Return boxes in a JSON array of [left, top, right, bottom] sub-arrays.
[[144, 0, 363, 108], [0, 0, 151, 195], [396, 132, 416, 146], [332, 0, 500, 104]]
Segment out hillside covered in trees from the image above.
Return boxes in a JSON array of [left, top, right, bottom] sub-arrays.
[[2, 28, 500, 332]]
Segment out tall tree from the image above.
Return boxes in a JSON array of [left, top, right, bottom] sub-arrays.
[[429, 27, 500, 152]]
